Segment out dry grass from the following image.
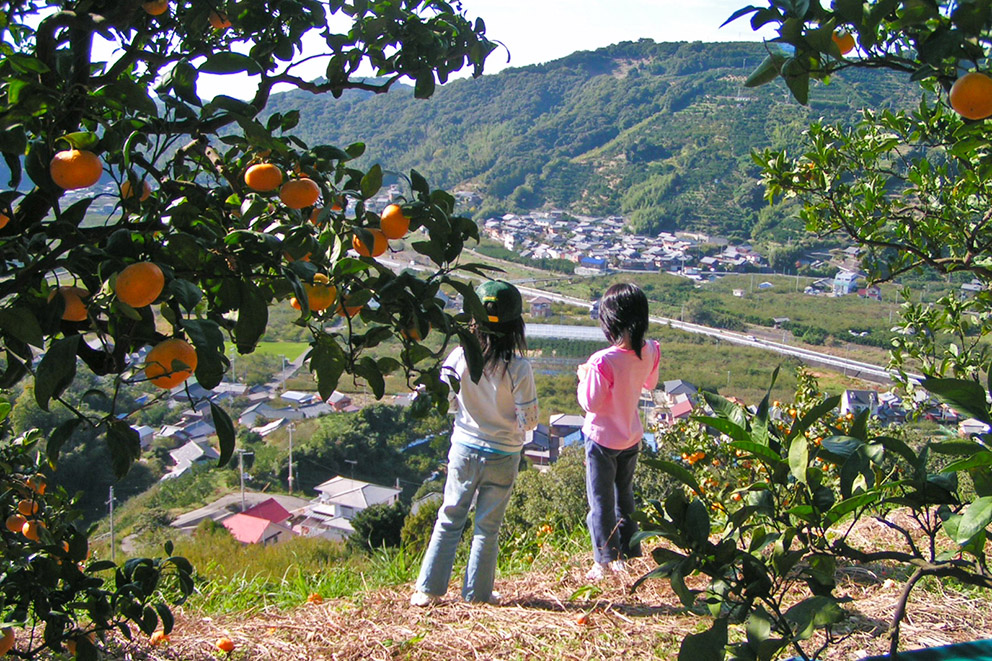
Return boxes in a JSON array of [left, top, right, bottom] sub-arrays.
[[100, 548, 992, 661]]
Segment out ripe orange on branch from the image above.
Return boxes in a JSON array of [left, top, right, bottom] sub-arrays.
[[142, 0, 169, 15], [279, 178, 320, 209], [0, 628, 14, 656], [21, 519, 44, 542], [380, 204, 410, 239], [144, 338, 198, 389], [950, 71, 992, 120], [831, 30, 855, 55], [50, 149, 102, 190], [0, 212, 9, 230], [208, 11, 231, 29], [17, 499, 38, 517], [121, 179, 152, 202], [49, 286, 89, 322], [244, 163, 284, 192], [352, 229, 388, 257], [115, 262, 165, 308], [5, 514, 26, 534]]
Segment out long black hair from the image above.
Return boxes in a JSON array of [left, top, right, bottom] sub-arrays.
[[477, 303, 527, 373], [599, 283, 648, 358]]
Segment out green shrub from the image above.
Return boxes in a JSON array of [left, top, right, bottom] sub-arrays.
[[348, 502, 410, 553]]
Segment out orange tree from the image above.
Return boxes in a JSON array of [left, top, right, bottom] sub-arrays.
[[0, 0, 497, 655]]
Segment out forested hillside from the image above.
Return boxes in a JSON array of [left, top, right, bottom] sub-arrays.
[[266, 40, 918, 242]]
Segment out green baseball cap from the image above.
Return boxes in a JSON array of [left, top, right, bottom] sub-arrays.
[[476, 280, 522, 323]]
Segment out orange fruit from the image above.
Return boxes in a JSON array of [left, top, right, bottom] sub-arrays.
[[832, 30, 855, 55], [149, 630, 169, 645], [279, 178, 320, 209], [115, 261, 165, 308], [0, 628, 14, 656], [215, 636, 235, 652], [575, 612, 590, 626], [26, 474, 47, 495], [352, 229, 387, 257], [309, 206, 325, 225], [380, 204, 410, 239], [144, 338, 198, 389], [0, 212, 9, 230], [21, 519, 44, 542], [121, 179, 151, 201], [142, 0, 169, 15], [950, 71, 992, 120], [50, 149, 102, 190], [244, 163, 283, 192], [401, 321, 428, 342], [290, 296, 302, 310], [336, 302, 363, 319], [49, 286, 89, 322], [17, 500, 38, 517], [208, 10, 231, 29], [5, 514, 26, 534], [306, 592, 323, 604], [303, 283, 337, 312]]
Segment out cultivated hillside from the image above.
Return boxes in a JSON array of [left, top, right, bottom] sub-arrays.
[[266, 40, 919, 242]]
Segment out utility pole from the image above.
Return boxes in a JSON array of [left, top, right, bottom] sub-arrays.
[[345, 459, 357, 480], [287, 423, 294, 495], [236, 449, 254, 512], [108, 486, 115, 563]]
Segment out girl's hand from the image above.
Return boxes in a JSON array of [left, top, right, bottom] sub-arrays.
[[577, 363, 590, 381]]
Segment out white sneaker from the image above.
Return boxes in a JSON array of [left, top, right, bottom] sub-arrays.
[[410, 591, 441, 607], [608, 560, 629, 575], [488, 590, 501, 605], [585, 562, 609, 581]]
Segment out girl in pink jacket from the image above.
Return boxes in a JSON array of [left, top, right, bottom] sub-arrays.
[[577, 283, 660, 580]]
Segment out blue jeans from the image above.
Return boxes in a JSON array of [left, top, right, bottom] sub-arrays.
[[415, 442, 519, 602], [585, 438, 642, 565]]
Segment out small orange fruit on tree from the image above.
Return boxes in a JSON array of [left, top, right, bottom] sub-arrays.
[[144, 338, 198, 389], [115, 261, 165, 308], [950, 71, 992, 120], [352, 229, 388, 257], [49, 149, 103, 190], [121, 179, 152, 201], [380, 203, 410, 239], [17, 499, 39, 517], [21, 519, 45, 542], [290, 296, 302, 310], [26, 474, 47, 495], [244, 163, 284, 192], [208, 11, 231, 29], [831, 30, 855, 55], [0, 211, 9, 230], [49, 286, 89, 322], [5, 513, 26, 534], [142, 0, 169, 15], [303, 282, 337, 312], [279, 177, 320, 209], [149, 629, 169, 645], [215, 636, 235, 652], [0, 628, 14, 656]]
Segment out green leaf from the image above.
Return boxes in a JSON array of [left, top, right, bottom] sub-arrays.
[[922, 377, 991, 424], [414, 73, 436, 99], [943, 450, 992, 474], [360, 164, 383, 198], [745, 53, 786, 87], [309, 337, 346, 401], [953, 496, 992, 544], [199, 52, 263, 75], [234, 281, 268, 353], [640, 458, 702, 495], [0, 307, 44, 348], [107, 420, 142, 479], [784, 596, 845, 641], [694, 415, 749, 443], [685, 499, 711, 546], [789, 436, 809, 484], [787, 395, 841, 443], [35, 335, 80, 411], [678, 618, 727, 661], [825, 490, 881, 526], [58, 131, 99, 150], [729, 440, 785, 465], [47, 417, 82, 467], [356, 356, 385, 399], [210, 403, 236, 468]]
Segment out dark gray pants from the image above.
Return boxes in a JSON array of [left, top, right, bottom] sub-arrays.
[[584, 438, 642, 564]]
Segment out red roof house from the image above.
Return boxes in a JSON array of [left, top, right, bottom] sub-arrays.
[[222, 513, 294, 545], [243, 498, 292, 524]]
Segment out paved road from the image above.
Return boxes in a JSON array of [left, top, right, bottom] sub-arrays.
[[382, 261, 921, 385]]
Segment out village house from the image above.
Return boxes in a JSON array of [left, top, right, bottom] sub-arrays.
[[839, 389, 879, 417], [294, 476, 402, 542], [222, 497, 297, 546], [529, 296, 553, 318]]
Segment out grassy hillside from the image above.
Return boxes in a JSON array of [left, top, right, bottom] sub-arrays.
[[266, 40, 918, 242]]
